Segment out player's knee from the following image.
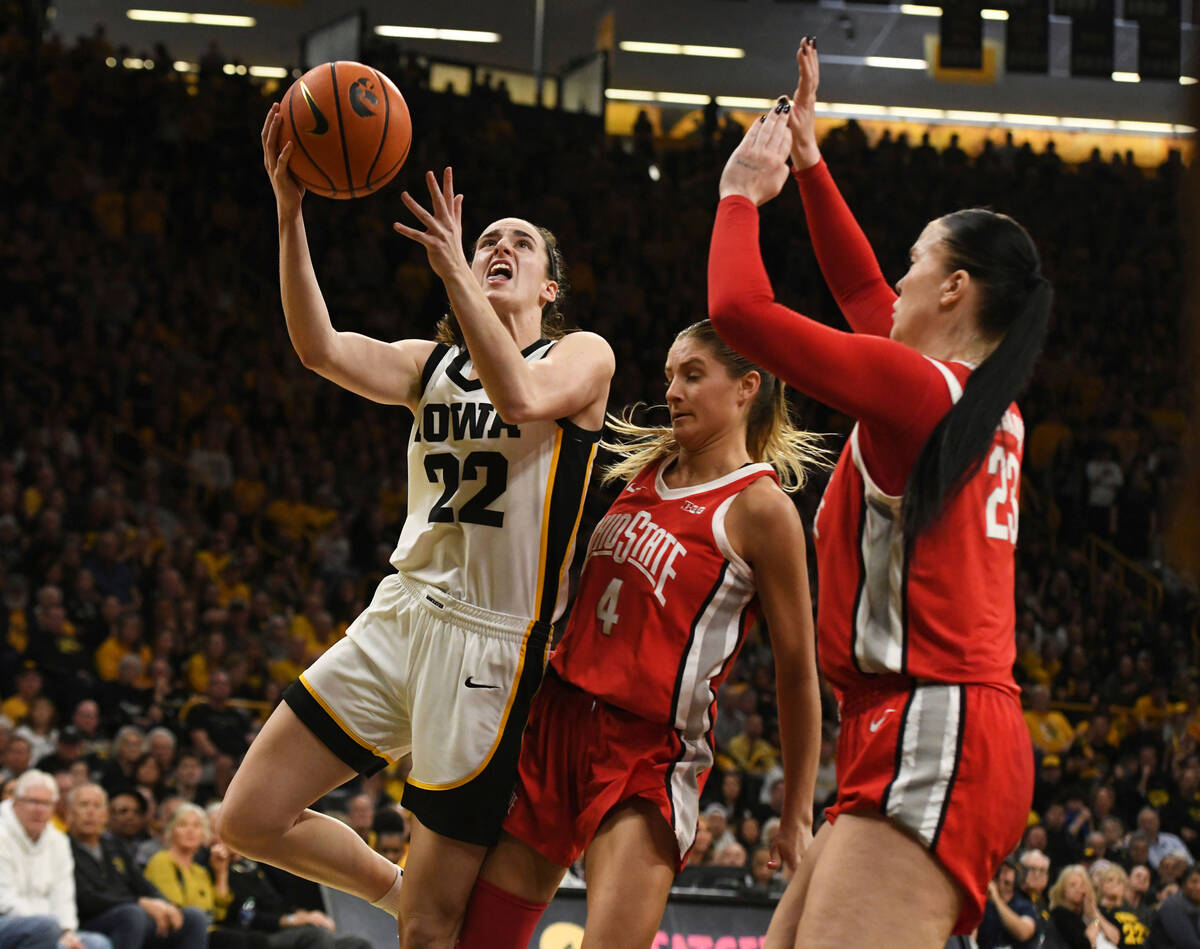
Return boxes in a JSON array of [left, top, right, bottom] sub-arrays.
[[214, 800, 281, 858], [399, 912, 460, 949]]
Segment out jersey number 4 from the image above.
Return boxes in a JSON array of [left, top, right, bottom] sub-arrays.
[[425, 451, 508, 527], [985, 445, 1019, 545], [596, 578, 623, 636]]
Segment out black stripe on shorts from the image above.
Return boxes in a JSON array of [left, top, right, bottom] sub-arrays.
[[283, 679, 389, 777]]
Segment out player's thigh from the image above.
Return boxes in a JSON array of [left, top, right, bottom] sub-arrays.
[[795, 812, 962, 949], [763, 819, 833, 949], [397, 815, 489, 933], [478, 831, 569, 905], [581, 800, 677, 949], [218, 703, 355, 840]]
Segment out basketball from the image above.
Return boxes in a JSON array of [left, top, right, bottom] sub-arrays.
[[278, 61, 411, 199]]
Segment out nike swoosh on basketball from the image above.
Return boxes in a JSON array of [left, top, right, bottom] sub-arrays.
[[868, 709, 895, 732], [464, 676, 500, 690], [299, 81, 329, 135]]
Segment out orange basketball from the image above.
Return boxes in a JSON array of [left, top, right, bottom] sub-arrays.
[[278, 61, 411, 199]]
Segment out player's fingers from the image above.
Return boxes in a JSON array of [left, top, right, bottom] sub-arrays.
[[276, 140, 293, 174], [442, 166, 456, 208], [392, 220, 429, 244], [453, 193, 464, 226], [401, 188, 438, 229], [765, 98, 792, 151], [425, 169, 450, 218]]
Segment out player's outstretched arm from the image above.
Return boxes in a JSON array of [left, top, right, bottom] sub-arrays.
[[396, 168, 615, 427], [262, 104, 435, 410], [786, 39, 895, 337], [727, 480, 820, 874]]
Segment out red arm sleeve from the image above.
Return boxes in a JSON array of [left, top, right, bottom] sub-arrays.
[[708, 195, 954, 490], [793, 160, 897, 338]]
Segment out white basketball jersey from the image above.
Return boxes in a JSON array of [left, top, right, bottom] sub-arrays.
[[390, 340, 600, 623]]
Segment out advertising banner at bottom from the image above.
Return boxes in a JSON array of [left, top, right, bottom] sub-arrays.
[[530, 889, 775, 949]]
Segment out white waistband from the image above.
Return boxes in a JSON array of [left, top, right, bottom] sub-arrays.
[[396, 572, 538, 641]]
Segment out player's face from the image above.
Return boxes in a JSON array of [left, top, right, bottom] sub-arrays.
[[664, 339, 753, 449], [471, 218, 557, 314], [890, 219, 952, 348]]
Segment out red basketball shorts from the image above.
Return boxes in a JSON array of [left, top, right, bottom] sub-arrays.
[[825, 678, 1033, 934], [503, 670, 711, 872]]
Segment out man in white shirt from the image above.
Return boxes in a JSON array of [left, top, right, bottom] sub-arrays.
[[0, 770, 110, 949], [1138, 806, 1193, 870]]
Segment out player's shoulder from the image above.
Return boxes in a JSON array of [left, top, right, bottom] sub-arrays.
[[729, 475, 803, 544], [549, 331, 614, 363]]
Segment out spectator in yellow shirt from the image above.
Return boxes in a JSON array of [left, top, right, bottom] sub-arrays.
[[724, 714, 781, 776], [94, 612, 152, 685], [1024, 684, 1075, 755]]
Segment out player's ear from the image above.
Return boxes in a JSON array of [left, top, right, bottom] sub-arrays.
[[940, 268, 970, 307], [738, 370, 762, 406], [540, 280, 559, 307]]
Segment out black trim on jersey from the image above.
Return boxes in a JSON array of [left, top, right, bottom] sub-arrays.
[[929, 685, 967, 852], [536, 423, 599, 624], [419, 343, 451, 397], [555, 416, 603, 441], [878, 684, 918, 817], [282, 680, 389, 776], [900, 536, 914, 676], [401, 620, 552, 846], [445, 338, 551, 392], [848, 497, 868, 676]]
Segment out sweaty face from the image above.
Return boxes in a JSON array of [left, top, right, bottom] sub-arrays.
[[890, 219, 951, 348], [664, 339, 751, 453], [471, 218, 556, 314]]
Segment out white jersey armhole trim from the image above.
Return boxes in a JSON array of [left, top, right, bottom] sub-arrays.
[[712, 494, 753, 581], [849, 426, 903, 507], [922, 355, 965, 404], [654, 456, 775, 500]]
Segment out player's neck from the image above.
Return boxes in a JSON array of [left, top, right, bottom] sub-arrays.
[[667, 437, 753, 489], [491, 304, 544, 351]]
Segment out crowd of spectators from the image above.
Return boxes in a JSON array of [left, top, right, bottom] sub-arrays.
[[0, 7, 1197, 944]]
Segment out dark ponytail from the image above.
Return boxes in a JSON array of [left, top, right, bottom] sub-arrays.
[[902, 209, 1053, 542]]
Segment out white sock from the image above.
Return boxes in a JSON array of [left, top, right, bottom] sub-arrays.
[[370, 865, 404, 917]]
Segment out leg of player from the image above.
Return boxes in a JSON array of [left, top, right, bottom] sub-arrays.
[[395, 818, 489, 949], [791, 813, 963, 949], [216, 704, 401, 904], [579, 800, 678, 949], [762, 819, 833, 949], [455, 832, 567, 949]]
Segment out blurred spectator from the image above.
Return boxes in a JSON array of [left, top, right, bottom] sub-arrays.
[[107, 789, 151, 852], [1149, 864, 1200, 948], [1136, 807, 1191, 870], [0, 770, 112, 949], [1047, 864, 1121, 948], [68, 783, 206, 949], [1018, 849, 1052, 918], [979, 859, 1038, 949], [1, 734, 33, 783], [95, 725, 145, 795], [184, 670, 250, 760], [1025, 686, 1075, 755], [1093, 862, 1151, 945]]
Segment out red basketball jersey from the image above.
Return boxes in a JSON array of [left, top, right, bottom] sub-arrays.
[[813, 360, 1024, 696], [552, 458, 777, 737]]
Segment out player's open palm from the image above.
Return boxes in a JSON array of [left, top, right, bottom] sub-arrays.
[[394, 167, 467, 281], [718, 101, 793, 206], [789, 37, 822, 170], [261, 103, 306, 216]]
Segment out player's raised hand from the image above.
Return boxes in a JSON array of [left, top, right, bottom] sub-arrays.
[[718, 98, 793, 206], [789, 37, 822, 170], [394, 167, 468, 280], [261, 103, 306, 216]]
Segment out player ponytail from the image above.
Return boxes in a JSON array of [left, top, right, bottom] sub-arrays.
[[603, 320, 830, 492], [436, 224, 570, 347], [902, 209, 1053, 541]]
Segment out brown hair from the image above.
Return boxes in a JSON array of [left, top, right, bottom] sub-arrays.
[[602, 320, 830, 492], [435, 224, 570, 347]]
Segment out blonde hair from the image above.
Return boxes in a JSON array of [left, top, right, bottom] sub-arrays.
[[602, 321, 830, 493], [165, 802, 211, 847], [1049, 864, 1095, 911]]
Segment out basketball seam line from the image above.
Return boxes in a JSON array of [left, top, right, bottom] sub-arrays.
[[329, 62, 355, 198], [288, 84, 337, 194], [366, 67, 389, 187]]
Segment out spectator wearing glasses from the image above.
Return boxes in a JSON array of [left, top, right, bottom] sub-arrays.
[[0, 769, 111, 949]]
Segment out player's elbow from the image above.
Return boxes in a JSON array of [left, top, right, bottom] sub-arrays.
[[490, 394, 537, 426], [708, 289, 761, 337]]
